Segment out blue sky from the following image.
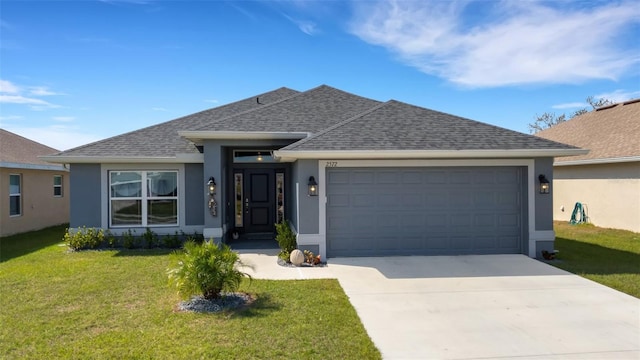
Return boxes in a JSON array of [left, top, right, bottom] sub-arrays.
[[1, 0, 639, 151]]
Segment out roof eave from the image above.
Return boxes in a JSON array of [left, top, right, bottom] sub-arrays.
[[40, 153, 204, 164], [273, 149, 589, 162], [554, 155, 640, 166]]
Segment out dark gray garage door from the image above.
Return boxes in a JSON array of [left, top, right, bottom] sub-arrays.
[[326, 167, 526, 257]]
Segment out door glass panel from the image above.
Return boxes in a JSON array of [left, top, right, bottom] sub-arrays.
[[233, 150, 276, 163], [234, 173, 243, 227], [276, 173, 284, 223]]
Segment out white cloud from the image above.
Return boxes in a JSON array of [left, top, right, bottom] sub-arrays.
[[283, 14, 318, 35], [29, 86, 64, 96], [552, 102, 587, 110], [52, 116, 76, 122], [0, 80, 63, 109], [0, 115, 23, 121], [4, 125, 103, 151], [595, 89, 640, 103], [0, 79, 20, 93], [0, 94, 58, 107], [350, 1, 640, 87]]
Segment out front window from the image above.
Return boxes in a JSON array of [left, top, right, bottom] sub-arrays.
[[9, 174, 21, 216], [53, 175, 63, 197], [109, 171, 178, 227]]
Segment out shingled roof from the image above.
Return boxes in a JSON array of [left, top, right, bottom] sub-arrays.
[[281, 100, 577, 152], [45, 85, 586, 163], [51, 87, 299, 158], [0, 129, 63, 169], [535, 99, 640, 164]]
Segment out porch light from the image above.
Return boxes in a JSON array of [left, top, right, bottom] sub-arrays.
[[538, 174, 550, 194], [256, 152, 263, 161], [207, 177, 216, 196], [308, 176, 318, 196]]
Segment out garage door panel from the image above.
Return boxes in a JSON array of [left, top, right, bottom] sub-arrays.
[[402, 171, 422, 184], [327, 166, 525, 257]]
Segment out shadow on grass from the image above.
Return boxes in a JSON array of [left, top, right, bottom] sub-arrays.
[[0, 224, 68, 263], [231, 293, 281, 319], [112, 248, 175, 257], [554, 237, 640, 275]]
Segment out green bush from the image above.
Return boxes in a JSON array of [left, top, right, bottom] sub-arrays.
[[142, 228, 159, 249], [167, 240, 252, 300], [162, 232, 182, 249], [64, 227, 105, 251], [122, 229, 136, 249], [275, 220, 297, 261]]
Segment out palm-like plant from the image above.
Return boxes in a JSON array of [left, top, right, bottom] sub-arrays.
[[167, 241, 252, 300]]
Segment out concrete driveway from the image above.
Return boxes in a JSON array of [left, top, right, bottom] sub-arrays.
[[239, 251, 640, 359]]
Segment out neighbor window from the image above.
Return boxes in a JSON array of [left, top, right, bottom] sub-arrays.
[[109, 171, 178, 227], [53, 175, 63, 197], [9, 174, 21, 216]]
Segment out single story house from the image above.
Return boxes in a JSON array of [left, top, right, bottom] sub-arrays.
[[536, 99, 640, 233], [43, 85, 585, 258], [1, 129, 70, 237]]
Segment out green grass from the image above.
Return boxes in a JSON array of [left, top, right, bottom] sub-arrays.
[[0, 226, 380, 359], [551, 221, 640, 298]]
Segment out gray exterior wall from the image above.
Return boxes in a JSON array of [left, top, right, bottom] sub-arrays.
[[289, 160, 299, 230], [294, 159, 319, 234], [534, 157, 554, 231], [184, 163, 204, 226], [69, 163, 101, 228]]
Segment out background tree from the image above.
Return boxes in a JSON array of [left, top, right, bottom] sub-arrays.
[[529, 96, 613, 133]]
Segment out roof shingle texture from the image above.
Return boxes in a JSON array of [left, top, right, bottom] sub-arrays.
[[535, 100, 640, 163], [0, 129, 60, 165], [283, 100, 578, 151], [55, 87, 299, 157], [191, 85, 381, 133]]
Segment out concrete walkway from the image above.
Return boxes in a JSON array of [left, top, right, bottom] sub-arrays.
[[238, 251, 640, 360]]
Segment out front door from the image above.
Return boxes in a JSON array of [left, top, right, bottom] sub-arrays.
[[244, 168, 275, 233]]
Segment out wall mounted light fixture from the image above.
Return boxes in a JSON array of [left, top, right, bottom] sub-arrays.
[[207, 177, 216, 196], [207, 177, 217, 216], [308, 176, 318, 196], [538, 174, 550, 194]]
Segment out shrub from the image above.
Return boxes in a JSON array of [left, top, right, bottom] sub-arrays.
[[122, 229, 136, 249], [64, 227, 105, 251], [167, 240, 252, 300], [275, 220, 296, 261], [162, 232, 182, 249], [142, 228, 159, 249]]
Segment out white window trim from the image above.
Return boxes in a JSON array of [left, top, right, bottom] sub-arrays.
[[9, 173, 22, 217], [102, 164, 184, 229], [54, 175, 63, 197]]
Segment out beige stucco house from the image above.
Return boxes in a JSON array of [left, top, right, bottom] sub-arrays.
[[536, 99, 640, 233], [0, 129, 70, 237]]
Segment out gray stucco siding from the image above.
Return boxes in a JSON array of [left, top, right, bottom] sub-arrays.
[[184, 163, 204, 226], [69, 164, 102, 228], [294, 159, 319, 234], [534, 157, 554, 231]]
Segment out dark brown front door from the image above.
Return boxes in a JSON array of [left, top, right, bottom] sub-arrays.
[[244, 169, 275, 233]]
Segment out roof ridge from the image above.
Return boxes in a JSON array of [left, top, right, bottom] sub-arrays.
[[282, 100, 391, 150]]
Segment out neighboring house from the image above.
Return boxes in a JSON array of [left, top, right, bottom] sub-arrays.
[[43, 85, 585, 258], [0, 129, 70, 237], [536, 99, 640, 233]]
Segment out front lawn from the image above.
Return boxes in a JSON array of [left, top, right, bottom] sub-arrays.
[[0, 226, 380, 359], [552, 221, 640, 298]]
